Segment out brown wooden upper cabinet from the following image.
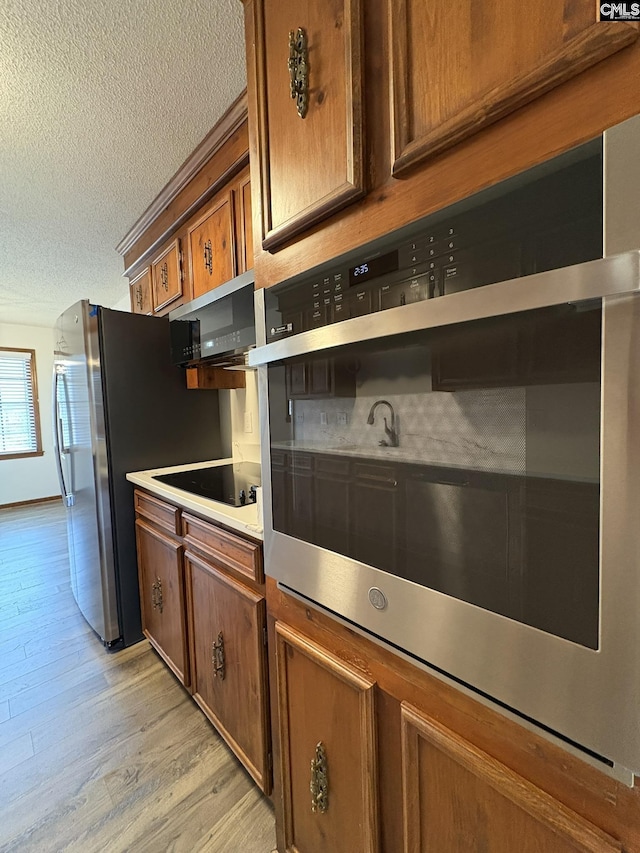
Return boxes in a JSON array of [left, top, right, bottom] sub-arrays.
[[188, 188, 236, 299], [186, 165, 253, 300], [129, 266, 153, 315], [151, 237, 184, 313], [244, 1, 638, 261], [250, 0, 365, 251], [389, 2, 639, 176]]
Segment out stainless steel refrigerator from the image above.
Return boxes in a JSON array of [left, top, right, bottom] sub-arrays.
[[53, 300, 222, 649]]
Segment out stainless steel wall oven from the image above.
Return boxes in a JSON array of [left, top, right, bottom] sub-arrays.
[[251, 113, 640, 776]]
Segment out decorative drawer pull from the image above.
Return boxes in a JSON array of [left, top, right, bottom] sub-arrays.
[[310, 741, 328, 813], [135, 285, 143, 309], [160, 262, 169, 291], [288, 27, 309, 119], [212, 631, 226, 680], [359, 475, 398, 487], [151, 576, 163, 613], [203, 240, 213, 275]]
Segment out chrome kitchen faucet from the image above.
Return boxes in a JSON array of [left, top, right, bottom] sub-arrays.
[[366, 399, 399, 447]]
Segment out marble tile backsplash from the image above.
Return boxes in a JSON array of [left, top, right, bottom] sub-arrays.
[[293, 387, 527, 472]]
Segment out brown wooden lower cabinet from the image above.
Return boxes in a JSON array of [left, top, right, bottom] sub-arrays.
[[401, 703, 622, 853], [274, 621, 378, 853], [267, 579, 639, 853], [133, 488, 270, 793], [185, 549, 271, 793], [135, 517, 189, 686]]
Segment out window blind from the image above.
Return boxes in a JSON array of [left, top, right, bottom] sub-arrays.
[[0, 349, 42, 457]]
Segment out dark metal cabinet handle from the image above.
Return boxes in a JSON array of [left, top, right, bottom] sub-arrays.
[[151, 577, 163, 613], [212, 632, 226, 680], [288, 27, 309, 118], [310, 742, 328, 813], [160, 262, 169, 291], [203, 240, 213, 275]]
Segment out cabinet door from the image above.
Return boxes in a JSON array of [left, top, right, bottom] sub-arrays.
[[129, 267, 152, 314], [151, 238, 183, 313], [522, 479, 599, 649], [431, 321, 520, 390], [188, 189, 236, 299], [286, 358, 355, 399], [286, 362, 307, 397], [271, 450, 290, 534], [400, 703, 622, 853], [351, 462, 398, 572], [275, 622, 378, 853], [232, 166, 254, 273], [524, 304, 601, 385], [308, 359, 333, 396], [389, 3, 639, 175], [186, 551, 270, 793], [286, 359, 332, 398], [289, 454, 314, 542], [253, 0, 365, 250], [135, 518, 189, 686], [313, 455, 350, 554]]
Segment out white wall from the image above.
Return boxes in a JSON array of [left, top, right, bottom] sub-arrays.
[[0, 322, 61, 505], [110, 291, 131, 313], [218, 370, 261, 464]]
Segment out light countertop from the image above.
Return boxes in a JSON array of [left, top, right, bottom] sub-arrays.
[[271, 442, 598, 483], [127, 458, 263, 541]]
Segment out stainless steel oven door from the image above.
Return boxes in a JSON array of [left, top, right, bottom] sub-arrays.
[[253, 251, 640, 773]]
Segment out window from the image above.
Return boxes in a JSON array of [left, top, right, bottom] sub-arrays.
[[0, 348, 43, 459]]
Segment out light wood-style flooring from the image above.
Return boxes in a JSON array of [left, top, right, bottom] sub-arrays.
[[0, 501, 277, 853]]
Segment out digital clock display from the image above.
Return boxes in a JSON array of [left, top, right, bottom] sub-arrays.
[[348, 250, 399, 286]]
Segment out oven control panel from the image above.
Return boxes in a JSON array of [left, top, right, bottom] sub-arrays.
[[264, 140, 603, 344], [266, 224, 470, 342]]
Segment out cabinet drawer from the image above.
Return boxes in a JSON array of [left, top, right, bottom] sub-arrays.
[[271, 449, 289, 470], [353, 462, 397, 486], [134, 489, 181, 535], [182, 512, 263, 584], [316, 455, 350, 479]]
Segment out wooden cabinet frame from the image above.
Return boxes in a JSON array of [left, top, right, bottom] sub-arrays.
[[389, 5, 639, 175]]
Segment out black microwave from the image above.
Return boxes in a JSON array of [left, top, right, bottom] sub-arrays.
[[168, 270, 255, 367]]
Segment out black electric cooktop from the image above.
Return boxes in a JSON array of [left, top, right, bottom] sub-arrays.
[[152, 461, 261, 508]]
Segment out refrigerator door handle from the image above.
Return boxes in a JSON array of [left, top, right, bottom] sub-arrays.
[[53, 366, 75, 507]]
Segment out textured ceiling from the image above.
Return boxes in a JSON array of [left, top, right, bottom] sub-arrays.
[[0, 0, 247, 329]]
